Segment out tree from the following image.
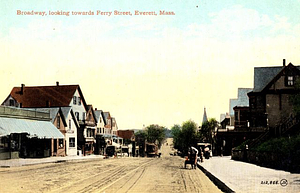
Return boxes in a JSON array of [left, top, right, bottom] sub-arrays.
[[145, 124, 166, 148], [180, 120, 198, 152], [171, 124, 181, 149], [199, 118, 218, 144]]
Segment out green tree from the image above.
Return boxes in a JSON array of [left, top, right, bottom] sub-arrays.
[[145, 124, 166, 147], [180, 120, 198, 152], [171, 124, 181, 149], [199, 118, 218, 144]]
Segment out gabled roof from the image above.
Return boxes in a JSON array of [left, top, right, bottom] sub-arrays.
[[103, 112, 110, 120], [103, 112, 111, 124], [6, 84, 88, 110], [262, 63, 300, 92], [61, 107, 80, 129], [253, 63, 300, 92], [86, 105, 97, 124], [94, 110, 107, 125]]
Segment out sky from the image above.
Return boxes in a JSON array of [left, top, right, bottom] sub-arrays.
[[1, 0, 300, 129]]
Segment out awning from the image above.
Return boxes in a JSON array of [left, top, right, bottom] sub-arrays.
[[0, 117, 64, 139]]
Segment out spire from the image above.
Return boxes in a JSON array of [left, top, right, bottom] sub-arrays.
[[202, 107, 208, 124]]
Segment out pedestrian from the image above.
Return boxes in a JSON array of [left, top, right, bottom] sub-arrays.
[[191, 146, 198, 169], [204, 146, 210, 159]]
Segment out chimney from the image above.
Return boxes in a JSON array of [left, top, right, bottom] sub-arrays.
[[46, 100, 51, 107], [283, 59, 286, 66], [56, 81, 59, 86], [20, 84, 25, 95]]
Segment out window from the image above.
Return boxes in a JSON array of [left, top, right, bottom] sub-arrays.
[[9, 99, 15, 106], [78, 97, 81, 105], [86, 128, 95, 137], [82, 112, 86, 121], [59, 139, 64, 148], [75, 112, 79, 121], [0, 136, 9, 149], [57, 116, 60, 129], [87, 128, 91, 137], [73, 96, 77, 105], [69, 138, 75, 147], [69, 120, 71, 130], [287, 76, 294, 86]]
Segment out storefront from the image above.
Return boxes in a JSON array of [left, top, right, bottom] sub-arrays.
[[0, 117, 64, 160]]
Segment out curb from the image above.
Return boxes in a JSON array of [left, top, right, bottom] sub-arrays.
[[197, 163, 235, 193], [0, 156, 106, 168]]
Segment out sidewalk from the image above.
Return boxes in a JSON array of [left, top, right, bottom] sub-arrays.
[[197, 156, 300, 193], [0, 155, 105, 167]]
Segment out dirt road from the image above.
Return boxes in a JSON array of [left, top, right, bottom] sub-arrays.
[[0, 139, 221, 193]]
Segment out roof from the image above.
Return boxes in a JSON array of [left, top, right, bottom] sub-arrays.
[[60, 107, 72, 119], [94, 110, 107, 125], [26, 108, 59, 123], [202, 108, 208, 124], [7, 84, 87, 109], [103, 112, 110, 120], [253, 66, 283, 92], [0, 117, 64, 139], [60, 107, 80, 129], [253, 65, 300, 92], [94, 110, 102, 121], [229, 88, 252, 115], [117, 130, 134, 139], [24, 107, 68, 127]]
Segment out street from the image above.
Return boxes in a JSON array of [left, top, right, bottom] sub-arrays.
[[0, 139, 221, 193]]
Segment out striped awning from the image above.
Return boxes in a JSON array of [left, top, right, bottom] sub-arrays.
[[0, 117, 64, 139]]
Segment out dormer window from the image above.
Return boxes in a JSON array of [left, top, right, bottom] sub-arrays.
[[287, 76, 294, 86]]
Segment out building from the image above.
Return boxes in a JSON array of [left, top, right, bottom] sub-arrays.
[[2, 82, 89, 156], [94, 109, 106, 135], [248, 60, 300, 136], [78, 105, 97, 155], [216, 88, 259, 156], [0, 106, 64, 160]]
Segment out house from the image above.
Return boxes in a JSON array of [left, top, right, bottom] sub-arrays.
[[103, 112, 112, 136], [229, 88, 253, 127], [216, 88, 260, 156], [78, 105, 97, 155], [25, 107, 67, 157], [0, 106, 64, 160], [111, 117, 118, 136], [61, 107, 79, 156], [94, 109, 107, 155], [248, 60, 300, 136], [2, 82, 89, 156], [94, 109, 106, 135]]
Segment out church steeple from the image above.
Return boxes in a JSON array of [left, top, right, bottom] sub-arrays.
[[202, 107, 208, 124]]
